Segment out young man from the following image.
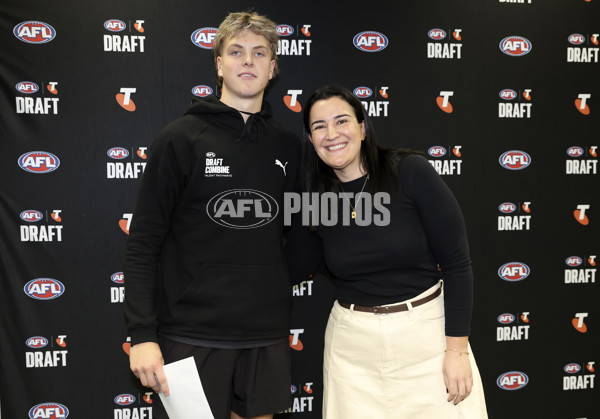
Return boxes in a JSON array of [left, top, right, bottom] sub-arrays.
[[124, 11, 300, 419]]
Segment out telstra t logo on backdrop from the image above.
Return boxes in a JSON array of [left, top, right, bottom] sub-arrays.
[[284, 90, 303, 112], [436, 91, 454, 113], [116, 88, 136, 111], [574, 204, 591, 225], [120, 213, 133, 235], [572, 313, 589, 333], [575, 94, 591, 115], [289, 329, 304, 351]]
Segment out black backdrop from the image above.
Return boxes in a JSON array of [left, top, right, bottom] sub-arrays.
[[1, 0, 598, 418]]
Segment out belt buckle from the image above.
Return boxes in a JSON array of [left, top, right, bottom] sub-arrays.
[[373, 306, 389, 315]]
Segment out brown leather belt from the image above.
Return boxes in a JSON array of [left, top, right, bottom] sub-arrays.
[[338, 287, 442, 314]]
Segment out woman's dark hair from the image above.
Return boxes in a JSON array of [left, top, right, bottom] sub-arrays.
[[302, 84, 419, 196]]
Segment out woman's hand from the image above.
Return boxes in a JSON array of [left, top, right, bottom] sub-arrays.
[[443, 336, 472, 405]]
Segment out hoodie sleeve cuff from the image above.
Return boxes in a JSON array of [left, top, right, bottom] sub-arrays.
[[129, 327, 159, 346]]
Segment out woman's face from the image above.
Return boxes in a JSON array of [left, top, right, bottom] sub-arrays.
[[308, 96, 366, 181]]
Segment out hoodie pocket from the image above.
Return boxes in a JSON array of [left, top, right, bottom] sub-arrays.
[[175, 261, 291, 335]]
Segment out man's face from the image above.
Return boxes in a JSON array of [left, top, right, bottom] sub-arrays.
[[217, 30, 275, 105]]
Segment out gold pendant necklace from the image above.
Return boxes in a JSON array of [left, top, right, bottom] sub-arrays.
[[339, 175, 369, 219]]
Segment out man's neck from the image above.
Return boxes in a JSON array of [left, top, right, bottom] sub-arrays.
[[220, 91, 263, 123]]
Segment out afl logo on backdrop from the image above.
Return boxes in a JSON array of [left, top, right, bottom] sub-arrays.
[[428, 146, 447, 158], [20, 210, 44, 222], [191, 27, 218, 49], [16, 81, 39, 94], [566, 146, 584, 157], [499, 89, 517, 100], [14, 21, 56, 44], [104, 19, 126, 32], [353, 87, 373, 99], [499, 150, 531, 170], [497, 313, 516, 325], [277, 24, 294, 36], [114, 394, 136, 406], [565, 256, 583, 267], [26, 336, 49, 349], [207, 189, 279, 229], [564, 363, 582, 374], [28, 403, 69, 419], [499, 36, 532, 56], [568, 34, 585, 46], [111, 272, 125, 284], [428, 29, 447, 40], [107, 147, 129, 160], [498, 202, 517, 214], [24, 278, 65, 300], [497, 371, 529, 390], [498, 262, 530, 282], [353, 31, 388, 52], [192, 85, 213, 97], [18, 152, 60, 174]]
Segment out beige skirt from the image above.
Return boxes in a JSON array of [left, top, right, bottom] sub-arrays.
[[323, 282, 488, 419]]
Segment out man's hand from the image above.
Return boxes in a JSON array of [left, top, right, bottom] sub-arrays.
[[443, 336, 472, 405], [130, 342, 170, 396]]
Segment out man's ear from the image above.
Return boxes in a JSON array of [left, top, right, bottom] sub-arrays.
[[217, 56, 223, 77], [268, 59, 275, 80]]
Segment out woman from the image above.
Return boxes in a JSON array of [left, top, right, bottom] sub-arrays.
[[285, 85, 488, 418]]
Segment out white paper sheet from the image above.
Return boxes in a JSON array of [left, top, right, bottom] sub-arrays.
[[158, 356, 214, 419]]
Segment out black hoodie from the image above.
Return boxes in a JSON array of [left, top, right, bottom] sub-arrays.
[[124, 95, 301, 345]]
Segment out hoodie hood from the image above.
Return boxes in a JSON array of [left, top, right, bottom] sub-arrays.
[[185, 95, 273, 142]]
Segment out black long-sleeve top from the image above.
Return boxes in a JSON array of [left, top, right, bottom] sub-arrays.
[[285, 154, 473, 336]]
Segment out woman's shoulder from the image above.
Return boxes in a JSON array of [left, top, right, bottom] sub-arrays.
[[394, 151, 431, 175]]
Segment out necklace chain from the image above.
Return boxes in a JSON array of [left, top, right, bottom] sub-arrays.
[[339, 175, 369, 219]]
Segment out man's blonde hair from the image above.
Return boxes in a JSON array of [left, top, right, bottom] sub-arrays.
[[213, 11, 280, 86]]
